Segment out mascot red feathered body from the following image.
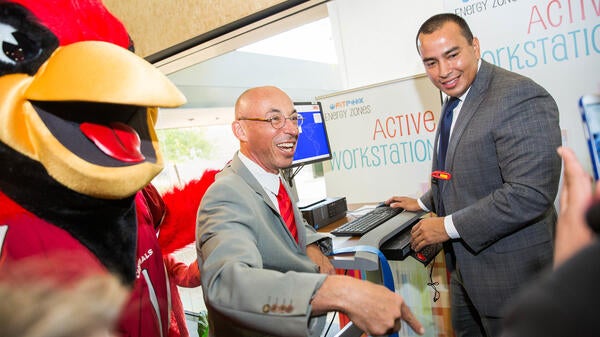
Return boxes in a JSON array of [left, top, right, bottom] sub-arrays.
[[136, 169, 218, 337], [0, 1, 189, 336]]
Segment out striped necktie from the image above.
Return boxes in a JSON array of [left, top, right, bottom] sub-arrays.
[[277, 179, 298, 243]]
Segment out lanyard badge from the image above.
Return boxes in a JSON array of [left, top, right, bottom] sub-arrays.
[[431, 170, 452, 184]]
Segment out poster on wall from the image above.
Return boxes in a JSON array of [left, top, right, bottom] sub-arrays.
[[443, 0, 600, 172], [317, 74, 441, 204]]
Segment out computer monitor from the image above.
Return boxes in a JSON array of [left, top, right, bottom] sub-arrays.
[[289, 102, 332, 168]]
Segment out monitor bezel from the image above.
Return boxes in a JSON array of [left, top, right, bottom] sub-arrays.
[[288, 101, 332, 168]]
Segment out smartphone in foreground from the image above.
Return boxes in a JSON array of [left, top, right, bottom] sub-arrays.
[[580, 94, 600, 180]]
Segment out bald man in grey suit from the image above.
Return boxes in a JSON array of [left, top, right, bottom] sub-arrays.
[[197, 86, 424, 337], [387, 14, 561, 337]]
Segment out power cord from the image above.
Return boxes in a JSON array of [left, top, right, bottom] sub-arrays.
[[321, 269, 348, 337], [322, 311, 338, 337], [427, 261, 440, 302]]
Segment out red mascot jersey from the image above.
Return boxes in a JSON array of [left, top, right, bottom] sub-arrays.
[[0, 191, 170, 337]]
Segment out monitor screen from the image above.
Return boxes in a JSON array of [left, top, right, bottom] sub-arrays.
[[289, 102, 332, 168]]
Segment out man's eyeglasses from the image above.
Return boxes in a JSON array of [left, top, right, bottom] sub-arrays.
[[238, 113, 304, 129]]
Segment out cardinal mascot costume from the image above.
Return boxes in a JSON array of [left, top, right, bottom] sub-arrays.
[[0, 1, 217, 336]]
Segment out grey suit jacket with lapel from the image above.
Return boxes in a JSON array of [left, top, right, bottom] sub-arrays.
[[421, 60, 562, 316], [196, 153, 332, 337]]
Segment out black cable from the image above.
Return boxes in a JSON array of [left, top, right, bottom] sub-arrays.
[[427, 261, 440, 302], [322, 269, 349, 336], [322, 311, 337, 337], [290, 165, 304, 181], [281, 165, 304, 188]]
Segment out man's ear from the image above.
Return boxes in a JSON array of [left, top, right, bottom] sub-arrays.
[[472, 36, 481, 59], [232, 121, 247, 142]]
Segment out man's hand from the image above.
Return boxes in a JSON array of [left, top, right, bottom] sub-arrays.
[[410, 217, 449, 252], [306, 244, 336, 275], [385, 196, 422, 212], [311, 276, 425, 336]]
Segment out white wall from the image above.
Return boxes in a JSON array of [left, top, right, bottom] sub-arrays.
[[328, 1, 444, 88]]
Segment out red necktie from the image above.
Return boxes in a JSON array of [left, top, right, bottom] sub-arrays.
[[277, 179, 298, 243]]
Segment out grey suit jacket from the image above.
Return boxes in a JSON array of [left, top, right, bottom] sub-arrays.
[[420, 60, 561, 316], [196, 153, 332, 337]]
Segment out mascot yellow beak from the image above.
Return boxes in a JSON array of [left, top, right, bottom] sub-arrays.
[[0, 41, 186, 199]]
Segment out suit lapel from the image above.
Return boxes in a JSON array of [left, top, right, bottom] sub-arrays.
[[229, 153, 302, 247], [230, 154, 277, 211], [445, 61, 493, 171]]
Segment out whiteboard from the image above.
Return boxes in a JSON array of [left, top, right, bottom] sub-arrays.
[[317, 74, 441, 203]]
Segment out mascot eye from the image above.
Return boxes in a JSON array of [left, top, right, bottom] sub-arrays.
[[0, 17, 56, 76], [1, 26, 42, 64]]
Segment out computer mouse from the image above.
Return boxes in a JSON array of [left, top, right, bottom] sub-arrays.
[[376, 201, 388, 208]]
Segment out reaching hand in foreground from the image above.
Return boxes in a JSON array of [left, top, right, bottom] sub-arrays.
[[311, 275, 425, 336], [554, 146, 597, 267]]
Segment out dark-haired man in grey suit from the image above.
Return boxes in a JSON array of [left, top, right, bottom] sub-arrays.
[[386, 13, 561, 337], [197, 86, 424, 337]]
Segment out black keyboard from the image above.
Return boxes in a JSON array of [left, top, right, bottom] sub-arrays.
[[331, 206, 404, 236]]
